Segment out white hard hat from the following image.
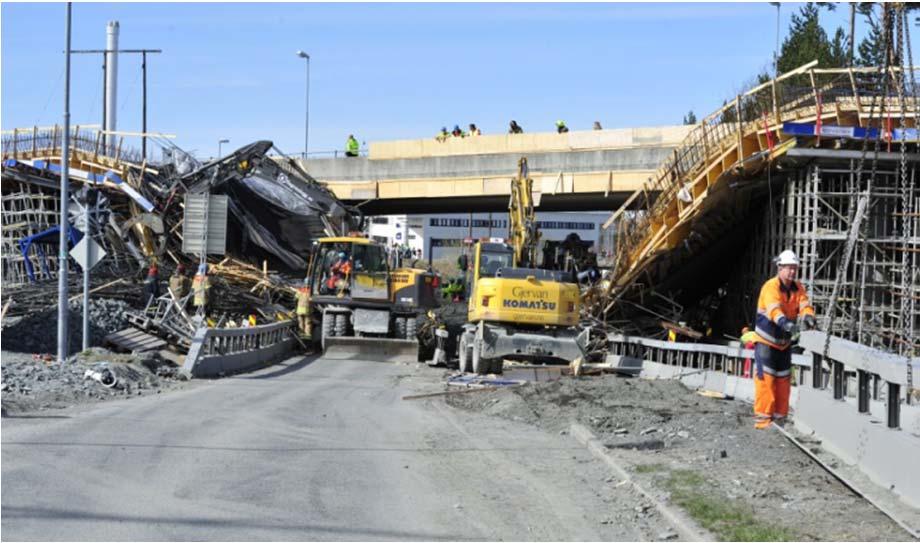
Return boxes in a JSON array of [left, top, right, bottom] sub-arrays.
[[776, 250, 799, 266]]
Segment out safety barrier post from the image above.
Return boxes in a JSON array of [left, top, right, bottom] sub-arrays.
[[857, 370, 871, 413], [833, 361, 845, 400], [812, 353, 823, 389], [887, 382, 901, 429]]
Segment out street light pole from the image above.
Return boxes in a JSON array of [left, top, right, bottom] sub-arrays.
[[296, 50, 310, 159], [58, 2, 73, 362], [218, 138, 229, 159], [769, 2, 781, 76]]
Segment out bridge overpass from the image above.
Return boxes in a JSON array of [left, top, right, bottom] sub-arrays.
[[299, 125, 692, 215]]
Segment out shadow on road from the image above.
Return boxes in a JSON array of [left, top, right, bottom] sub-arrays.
[[238, 353, 322, 380], [0, 505, 465, 541]]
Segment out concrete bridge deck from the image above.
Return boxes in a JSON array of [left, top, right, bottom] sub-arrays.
[[300, 125, 691, 214]]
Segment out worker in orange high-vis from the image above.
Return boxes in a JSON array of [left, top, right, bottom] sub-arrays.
[[752, 250, 817, 429]]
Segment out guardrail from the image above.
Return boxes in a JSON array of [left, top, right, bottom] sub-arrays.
[[181, 320, 299, 378], [794, 330, 920, 514], [798, 331, 918, 430], [607, 333, 811, 380], [608, 330, 920, 518]]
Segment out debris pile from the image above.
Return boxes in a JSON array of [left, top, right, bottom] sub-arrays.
[[1, 347, 186, 416], [2, 132, 366, 355], [2, 298, 131, 355]]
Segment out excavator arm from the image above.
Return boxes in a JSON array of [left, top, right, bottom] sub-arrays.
[[508, 157, 541, 267]]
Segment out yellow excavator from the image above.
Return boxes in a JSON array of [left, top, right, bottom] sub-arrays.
[[456, 158, 583, 374]]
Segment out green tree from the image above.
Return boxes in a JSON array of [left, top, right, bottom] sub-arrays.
[[682, 110, 698, 125], [829, 27, 849, 67], [856, 9, 885, 66], [777, 3, 847, 73]]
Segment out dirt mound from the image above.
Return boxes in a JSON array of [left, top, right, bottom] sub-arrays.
[[447, 375, 909, 541]]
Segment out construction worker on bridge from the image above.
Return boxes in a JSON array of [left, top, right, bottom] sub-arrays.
[[555, 120, 569, 133], [169, 264, 190, 301], [345, 135, 359, 157], [295, 277, 311, 338], [752, 250, 817, 429], [192, 263, 212, 316]]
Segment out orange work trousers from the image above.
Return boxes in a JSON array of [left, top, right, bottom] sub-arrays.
[[753, 373, 790, 429]]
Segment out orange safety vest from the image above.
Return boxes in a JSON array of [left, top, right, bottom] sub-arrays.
[[753, 277, 815, 351]]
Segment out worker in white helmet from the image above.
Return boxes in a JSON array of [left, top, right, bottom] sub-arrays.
[[751, 250, 817, 429]]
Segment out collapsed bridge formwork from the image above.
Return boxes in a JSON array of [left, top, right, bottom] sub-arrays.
[[599, 57, 919, 357]]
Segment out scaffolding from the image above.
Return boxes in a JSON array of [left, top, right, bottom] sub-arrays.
[[741, 158, 919, 356], [1, 180, 64, 286]]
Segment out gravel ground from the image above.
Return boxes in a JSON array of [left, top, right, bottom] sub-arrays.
[[1, 298, 131, 356], [446, 374, 911, 541], [1, 347, 188, 416]]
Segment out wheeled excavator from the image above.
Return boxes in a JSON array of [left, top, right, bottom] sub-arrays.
[[454, 158, 585, 374]]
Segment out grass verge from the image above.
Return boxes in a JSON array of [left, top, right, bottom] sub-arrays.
[[664, 469, 796, 542]]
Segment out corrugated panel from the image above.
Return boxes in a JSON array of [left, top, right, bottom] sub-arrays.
[[182, 194, 228, 255]]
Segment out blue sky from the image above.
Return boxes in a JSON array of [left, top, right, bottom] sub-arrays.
[[1, 2, 908, 159]]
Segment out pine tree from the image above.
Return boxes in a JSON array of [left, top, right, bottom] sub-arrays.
[[829, 27, 849, 67], [777, 3, 847, 72], [683, 111, 698, 125], [856, 5, 885, 67]]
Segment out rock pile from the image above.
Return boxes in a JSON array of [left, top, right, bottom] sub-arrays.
[[1, 298, 131, 355], [1, 347, 187, 415]]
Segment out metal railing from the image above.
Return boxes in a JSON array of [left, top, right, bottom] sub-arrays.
[[799, 330, 919, 430], [607, 333, 811, 380]]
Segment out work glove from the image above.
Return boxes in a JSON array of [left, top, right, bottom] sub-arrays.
[[778, 317, 797, 335], [803, 314, 817, 330]]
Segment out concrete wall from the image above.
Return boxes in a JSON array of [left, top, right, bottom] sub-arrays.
[[301, 146, 676, 184], [368, 126, 692, 160]]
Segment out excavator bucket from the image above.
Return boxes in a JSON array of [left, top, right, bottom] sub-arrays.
[[322, 336, 420, 363]]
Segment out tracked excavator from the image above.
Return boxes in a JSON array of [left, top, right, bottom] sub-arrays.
[[455, 158, 586, 374]]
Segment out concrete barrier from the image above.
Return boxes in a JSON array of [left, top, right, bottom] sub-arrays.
[[181, 320, 299, 378]]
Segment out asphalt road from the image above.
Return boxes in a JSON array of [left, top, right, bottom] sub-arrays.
[[2, 354, 670, 541]]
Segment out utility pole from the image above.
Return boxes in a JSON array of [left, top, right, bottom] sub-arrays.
[[58, 2, 73, 362], [71, 44, 162, 158]]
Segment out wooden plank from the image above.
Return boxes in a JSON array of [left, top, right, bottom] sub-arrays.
[[402, 385, 519, 401]]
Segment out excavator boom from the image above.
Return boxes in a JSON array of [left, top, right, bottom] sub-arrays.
[[508, 157, 540, 267]]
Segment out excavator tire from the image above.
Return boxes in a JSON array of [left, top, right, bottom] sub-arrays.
[[334, 314, 348, 337], [395, 317, 407, 339], [458, 333, 472, 373], [472, 336, 487, 375], [489, 358, 504, 375], [321, 313, 335, 351], [405, 316, 417, 341]]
